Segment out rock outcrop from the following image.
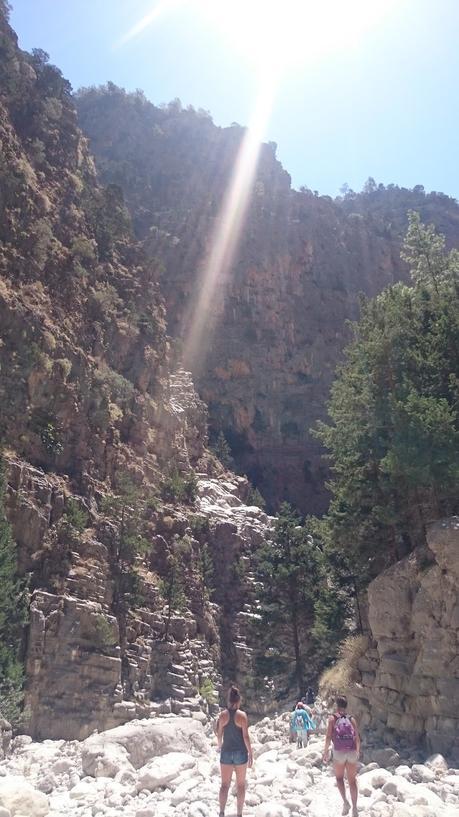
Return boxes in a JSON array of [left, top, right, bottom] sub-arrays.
[[348, 517, 459, 762], [4, 393, 273, 740]]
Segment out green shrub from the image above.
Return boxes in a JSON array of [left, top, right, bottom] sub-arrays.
[[199, 677, 216, 704], [161, 469, 197, 504], [93, 614, 117, 651], [211, 431, 234, 469], [94, 363, 134, 404], [64, 497, 88, 532], [189, 514, 210, 536], [71, 235, 96, 261], [39, 422, 64, 457], [246, 486, 266, 510], [55, 358, 72, 380]]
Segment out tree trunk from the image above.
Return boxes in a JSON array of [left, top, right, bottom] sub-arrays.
[[289, 585, 305, 697]]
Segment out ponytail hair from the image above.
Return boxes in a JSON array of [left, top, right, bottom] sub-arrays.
[[227, 684, 241, 708]]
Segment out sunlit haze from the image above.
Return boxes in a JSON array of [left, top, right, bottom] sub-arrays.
[[10, 0, 459, 198]]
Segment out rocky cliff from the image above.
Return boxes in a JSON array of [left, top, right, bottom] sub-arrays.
[[0, 7, 273, 739], [348, 517, 459, 762], [76, 86, 459, 513]]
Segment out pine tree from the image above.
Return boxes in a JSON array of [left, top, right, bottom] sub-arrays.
[[315, 214, 459, 578], [0, 455, 28, 724], [256, 504, 345, 695], [212, 431, 234, 469], [100, 475, 150, 651], [159, 536, 187, 640]]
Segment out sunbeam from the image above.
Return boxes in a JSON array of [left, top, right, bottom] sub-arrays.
[[182, 81, 277, 371]]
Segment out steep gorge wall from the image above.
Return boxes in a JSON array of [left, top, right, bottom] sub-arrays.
[[77, 87, 459, 512], [0, 9, 273, 739], [348, 517, 459, 762]]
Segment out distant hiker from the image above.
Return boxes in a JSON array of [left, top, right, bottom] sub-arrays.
[[306, 686, 315, 706], [290, 701, 315, 748], [322, 695, 360, 817], [216, 684, 253, 817]]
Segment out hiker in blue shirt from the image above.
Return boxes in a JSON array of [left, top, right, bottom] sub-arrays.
[[290, 701, 315, 748]]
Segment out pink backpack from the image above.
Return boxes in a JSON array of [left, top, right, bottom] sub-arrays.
[[332, 713, 356, 751]]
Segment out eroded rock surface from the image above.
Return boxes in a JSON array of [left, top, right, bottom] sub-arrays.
[[348, 517, 459, 762]]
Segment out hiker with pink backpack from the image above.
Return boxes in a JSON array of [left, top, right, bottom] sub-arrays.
[[322, 695, 360, 817]]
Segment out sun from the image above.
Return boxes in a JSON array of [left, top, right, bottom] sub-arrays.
[[196, 0, 399, 79], [119, 1, 400, 78]]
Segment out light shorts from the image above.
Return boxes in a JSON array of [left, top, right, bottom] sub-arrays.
[[333, 749, 358, 765], [297, 728, 309, 741]]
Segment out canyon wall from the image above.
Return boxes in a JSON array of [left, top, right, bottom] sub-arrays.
[[0, 8, 272, 739], [77, 87, 459, 512]]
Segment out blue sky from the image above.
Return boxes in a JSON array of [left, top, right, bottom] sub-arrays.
[[9, 0, 459, 199]]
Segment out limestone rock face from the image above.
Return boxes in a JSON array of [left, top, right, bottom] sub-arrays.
[[4, 451, 273, 739], [349, 517, 459, 761]]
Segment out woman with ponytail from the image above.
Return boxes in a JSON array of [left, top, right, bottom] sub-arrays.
[[216, 684, 253, 817]]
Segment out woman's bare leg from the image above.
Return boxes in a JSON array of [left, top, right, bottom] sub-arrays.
[[334, 761, 350, 813], [234, 762, 248, 815], [346, 761, 359, 815], [219, 763, 233, 814]]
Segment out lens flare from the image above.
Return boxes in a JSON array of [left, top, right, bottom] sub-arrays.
[[115, 0, 185, 47]]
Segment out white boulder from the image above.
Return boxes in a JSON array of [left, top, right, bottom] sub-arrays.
[[255, 803, 289, 817], [137, 751, 196, 791], [82, 740, 134, 778], [411, 764, 436, 784], [82, 717, 206, 769], [0, 777, 49, 816], [358, 768, 393, 795], [425, 754, 449, 774]]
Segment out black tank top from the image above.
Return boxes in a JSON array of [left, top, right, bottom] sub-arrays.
[[221, 708, 246, 753]]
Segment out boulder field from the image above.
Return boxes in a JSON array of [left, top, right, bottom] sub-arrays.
[[0, 712, 457, 817]]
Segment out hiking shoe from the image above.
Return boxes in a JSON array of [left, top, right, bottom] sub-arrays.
[[342, 802, 350, 815]]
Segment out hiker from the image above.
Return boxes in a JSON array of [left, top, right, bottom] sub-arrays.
[[290, 701, 315, 748], [322, 694, 360, 817], [216, 684, 253, 817], [306, 685, 315, 706]]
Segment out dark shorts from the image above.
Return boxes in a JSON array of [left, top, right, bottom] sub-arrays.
[[220, 749, 248, 766]]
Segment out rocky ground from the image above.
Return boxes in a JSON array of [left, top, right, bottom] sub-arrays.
[[0, 712, 458, 817]]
